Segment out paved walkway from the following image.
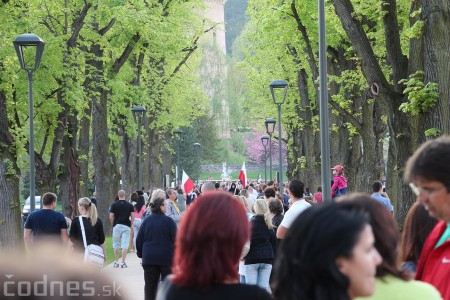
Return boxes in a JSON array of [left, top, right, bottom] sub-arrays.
[[102, 252, 145, 300]]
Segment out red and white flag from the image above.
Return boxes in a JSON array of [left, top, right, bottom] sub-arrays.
[[239, 162, 247, 187], [182, 170, 195, 194]]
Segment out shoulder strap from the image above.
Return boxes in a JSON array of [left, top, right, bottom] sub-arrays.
[[79, 216, 88, 249]]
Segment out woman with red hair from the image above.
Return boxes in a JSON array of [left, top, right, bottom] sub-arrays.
[[156, 191, 271, 300]]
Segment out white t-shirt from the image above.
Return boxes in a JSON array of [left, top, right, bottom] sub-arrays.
[[280, 199, 311, 229]]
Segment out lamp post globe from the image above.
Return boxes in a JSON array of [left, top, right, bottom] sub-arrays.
[[265, 118, 276, 181], [270, 80, 288, 192], [13, 33, 45, 213], [131, 105, 146, 190]]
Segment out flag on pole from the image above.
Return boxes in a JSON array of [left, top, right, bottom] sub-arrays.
[[239, 162, 247, 187], [182, 170, 195, 194]]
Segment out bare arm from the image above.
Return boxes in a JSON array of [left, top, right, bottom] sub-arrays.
[[61, 229, 69, 245], [24, 228, 33, 251], [109, 212, 115, 226], [130, 212, 135, 225], [276, 225, 288, 239]]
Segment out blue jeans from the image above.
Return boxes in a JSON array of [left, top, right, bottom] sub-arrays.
[[245, 263, 272, 292]]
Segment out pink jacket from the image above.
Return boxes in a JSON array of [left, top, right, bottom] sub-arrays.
[[331, 175, 347, 193]]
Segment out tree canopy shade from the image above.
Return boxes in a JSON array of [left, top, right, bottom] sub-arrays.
[[0, 0, 215, 247]]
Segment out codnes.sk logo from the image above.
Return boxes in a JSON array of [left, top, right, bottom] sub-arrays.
[[3, 274, 122, 297]]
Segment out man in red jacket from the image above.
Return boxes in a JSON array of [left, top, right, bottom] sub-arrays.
[[405, 136, 450, 300]]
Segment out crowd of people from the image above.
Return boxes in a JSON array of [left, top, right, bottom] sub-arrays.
[[20, 136, 450, 300]]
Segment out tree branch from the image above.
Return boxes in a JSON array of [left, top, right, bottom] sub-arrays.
[[113, 33, 141, 74], [98, 18, 116, 36], [170, 26, 215, 78]]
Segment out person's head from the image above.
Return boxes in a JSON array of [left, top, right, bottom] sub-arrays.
[[230, 182, 236, 189], [172, 191, 249, 289], [332, 165, 345, 176], [0, 249, 128, 300], [92, 191, 97, 198], [149, 189, 165, 205], [42, 192, 57, 207], [149, 196, 166, 214], [214, 182, 220, 189], [118, 190, 126, 199], [130, 192, 138, 203], [235, 195, 250, 213], [400, 201, 438, 265], [267, 180, 274, 187], [201, 181, 215, 193], [372, 181, 383, 193], [269, 198, 283, 215], [305, 186, 311, 194], [166, 188, 177, 200], [239, 188, 249, 198], [405, 136, 450, 222], [272, 203, 381, 300], [317, 185, 322, 193], [338, 193, 407, 280], [264, 186, 276, 199], [288, 180, 305, 199], [135, 195, 145, 212], [78, 197, 98, 226], [136, 190, 144, 196], [177, 188, 183, 194]]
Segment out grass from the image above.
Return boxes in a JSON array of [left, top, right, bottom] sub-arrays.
[[104, 236, 115, 264]]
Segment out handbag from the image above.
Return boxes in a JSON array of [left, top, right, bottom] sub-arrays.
[[79, 216, 105, 267]]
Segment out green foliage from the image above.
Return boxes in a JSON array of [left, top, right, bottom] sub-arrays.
[[399, 71, 439, 115], [424, 128, 441, 138]]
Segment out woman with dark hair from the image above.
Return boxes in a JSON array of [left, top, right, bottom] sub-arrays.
[[269, 199, 284, 229], [400, 202, 438, 276], [229, 182, 240, 195], [136, 197, 177, 300], [338, 194, 441, 300], [157, 191, 271, 300], [263, 187, 276, 200], [132, 195, 147, 250], [272, 203, 382, 300]]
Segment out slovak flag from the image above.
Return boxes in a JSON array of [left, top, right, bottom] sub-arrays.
[[182, 170, 195, 194], [239, 162, 247, 187]]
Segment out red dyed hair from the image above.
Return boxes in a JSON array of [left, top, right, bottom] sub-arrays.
[[172, 191, 249, 289]]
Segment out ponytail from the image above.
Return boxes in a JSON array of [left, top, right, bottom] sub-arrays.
[[78, 197, 98, 226]]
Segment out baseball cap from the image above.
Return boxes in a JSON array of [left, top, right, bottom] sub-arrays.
[[331, 165, 344, 171]]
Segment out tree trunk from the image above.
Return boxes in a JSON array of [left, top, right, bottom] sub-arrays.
[[58, 113, 80, 219], [78, 102, 92, 197], [0, 88, 22, 250], [420, 0, 450, 136]]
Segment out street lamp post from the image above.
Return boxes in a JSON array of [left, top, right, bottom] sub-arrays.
[[173, 129, 182, 185], [261, 135, 269, 182], [318, 0, 331, 201], [193, 143, 201, 183], [265, 118, 276, 181], [131, 105, 146, 190], [270, 80, 288, 193], [13, 34, 45, 213]]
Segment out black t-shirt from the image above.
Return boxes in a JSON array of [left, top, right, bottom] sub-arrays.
[[163, 282, 272, 300], [110, 200, 134, 227], [24, 209, 68, 241], [69, 216, 106, 251]]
